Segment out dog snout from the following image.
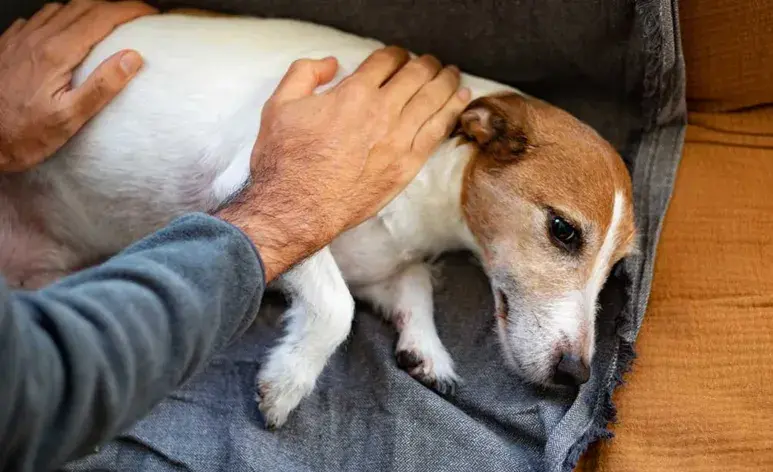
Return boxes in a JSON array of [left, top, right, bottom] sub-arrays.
[[552, 353, 590, 386]]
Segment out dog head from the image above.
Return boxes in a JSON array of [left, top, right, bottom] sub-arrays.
[[455, 92, 637, 388]]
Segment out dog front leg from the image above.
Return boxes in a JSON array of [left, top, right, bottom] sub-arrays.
[[356, 263, 459, 394], [256, 246, 355, 429]]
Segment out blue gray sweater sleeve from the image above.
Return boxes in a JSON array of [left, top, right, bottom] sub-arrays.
[[0, 212, 266, 472]]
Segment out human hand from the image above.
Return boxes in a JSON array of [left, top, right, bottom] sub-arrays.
[[0, 0, 157, 173], [217, 47, 471, 281]]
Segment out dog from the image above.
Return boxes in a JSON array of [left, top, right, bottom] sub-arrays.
[[0, 13, 637, 428]]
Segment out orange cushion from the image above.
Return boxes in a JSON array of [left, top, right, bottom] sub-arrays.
[[577, 107, 773, 471], [680, 0, 773, 111]]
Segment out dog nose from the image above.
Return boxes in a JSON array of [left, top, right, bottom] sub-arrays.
[[553, 353, 590, 386]]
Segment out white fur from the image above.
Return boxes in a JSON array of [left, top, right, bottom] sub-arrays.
[[356, 263, 459, 392], [255, 139, 476, 425], [2, 14, 506, 427], [0, 14, 625, 427], [257, 247, 355, 427], [527, 192, 626, 368], [492, 192, 630, 386], [581, 191, 626, 360]]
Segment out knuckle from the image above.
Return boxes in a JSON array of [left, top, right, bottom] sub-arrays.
[[8, 18, 25, 32], [66, 0, 95, 13], [90, 75, 112, 97], [400, 60, 430, 82], [261, 103, 285, 126], [409, 90, 435, 111], [262, 99, 277, 117], [443, 72, 462, 93], [95, 6, 117, 17], [366, 49, 388, 65], [427, 118, 451, 140], [22, 31, 40, 50], [41, 2, 64, 12], [61, 119, 80, 137], [341, 78, 370, 100], [37, 41, 60, 63], [376, 46, 407, 63], [416, 54, 442, 75], [288, 58, 313, 74], [51, 105, 76, 126], [376, 46, 398, 59], [439, 64, 460, 82], [91, 71, 126, 103], [416, 83, 449, 107], [429, 75, 458, 97], [267, 107, 294, 130]]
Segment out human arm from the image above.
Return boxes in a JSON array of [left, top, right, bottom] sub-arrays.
[[0, 213, 265, 472]]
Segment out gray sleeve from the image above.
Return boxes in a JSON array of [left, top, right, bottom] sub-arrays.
[[0, 212, 266, 472]]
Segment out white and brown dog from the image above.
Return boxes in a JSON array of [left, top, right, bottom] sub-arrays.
[[0, 13, 637, 428]]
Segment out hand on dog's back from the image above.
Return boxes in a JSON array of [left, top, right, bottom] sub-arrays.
[[0, 4, 471, 289], [217, 48, 471, 282], [0, 0, 157, 173]]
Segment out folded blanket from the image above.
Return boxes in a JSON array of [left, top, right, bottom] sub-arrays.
[[0, 0, 686, 470]]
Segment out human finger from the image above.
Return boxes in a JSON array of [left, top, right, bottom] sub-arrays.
[[63, 49, 143, 133], [396, 65, 461, 140], [33, 0, 93, 39], [16, 2, 62, 42], [349, 46, 410, 87], [0, 18, 26, 48], [411, 86, 471, 155], [381, 54, 442, 114], [55, 1, 157, 67], [268, 57, 339, 105]]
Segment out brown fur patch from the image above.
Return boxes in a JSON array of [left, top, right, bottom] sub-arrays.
[[457, 93, 636, 298]]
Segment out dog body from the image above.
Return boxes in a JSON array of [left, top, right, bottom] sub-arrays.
[[0, 14, 637, 427]]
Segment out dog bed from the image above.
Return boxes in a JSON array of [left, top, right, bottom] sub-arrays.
[[0, 1, 686, 470]]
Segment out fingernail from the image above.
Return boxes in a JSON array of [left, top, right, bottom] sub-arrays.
[[120, 51, 143, 76], [449, 65, 460, 75], [458, 87, 471, 101]]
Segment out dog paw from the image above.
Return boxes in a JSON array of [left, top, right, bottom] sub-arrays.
[[255, 353, 318, 429], [255, 374, 313, 430], [395, 343, 459, 394]]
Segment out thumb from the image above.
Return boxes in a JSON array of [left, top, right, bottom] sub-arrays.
[[67, 49, 143, 125], [270, 57, 338, 104]]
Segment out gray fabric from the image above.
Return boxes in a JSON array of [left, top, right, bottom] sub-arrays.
[[0, 0, 686, 471]]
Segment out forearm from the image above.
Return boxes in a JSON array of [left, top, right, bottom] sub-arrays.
[[0, 213, 265, 472]]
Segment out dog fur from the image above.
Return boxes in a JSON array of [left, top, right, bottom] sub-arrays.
[[0, 13, 637, 428]]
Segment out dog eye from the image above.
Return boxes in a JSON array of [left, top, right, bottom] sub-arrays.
[[548, 213, 581, 253]]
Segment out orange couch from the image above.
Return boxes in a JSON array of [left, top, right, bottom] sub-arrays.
[[578, 1, 773, 470]]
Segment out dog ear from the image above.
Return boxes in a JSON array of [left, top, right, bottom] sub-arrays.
[[453, 96, 528, 161]]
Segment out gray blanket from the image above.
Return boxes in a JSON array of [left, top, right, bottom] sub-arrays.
[[0, 1, 686, 471]]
